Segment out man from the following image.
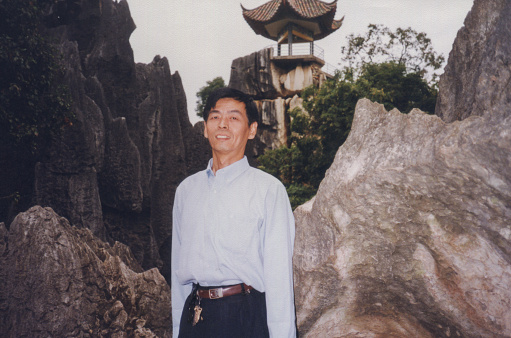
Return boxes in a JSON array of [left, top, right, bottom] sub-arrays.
[[171, 87, 296, 337]]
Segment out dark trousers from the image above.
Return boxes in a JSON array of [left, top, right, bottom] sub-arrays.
[[179, 286, 270, 338]]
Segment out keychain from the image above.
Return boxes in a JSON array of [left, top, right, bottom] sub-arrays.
[[189, 285, 203, 326], [192, 302, 203, 326]]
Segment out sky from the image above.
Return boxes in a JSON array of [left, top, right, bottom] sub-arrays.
[[127, 0, 474, 124]]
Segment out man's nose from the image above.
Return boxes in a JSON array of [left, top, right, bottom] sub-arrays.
[[218, 116, 228, 129]]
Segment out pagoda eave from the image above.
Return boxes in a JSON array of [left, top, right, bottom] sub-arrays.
[[244, 16, 343, 42], [242, 0, 344, 42]]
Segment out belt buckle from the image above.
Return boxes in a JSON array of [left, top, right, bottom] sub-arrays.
[[209, 288, 223, 299]]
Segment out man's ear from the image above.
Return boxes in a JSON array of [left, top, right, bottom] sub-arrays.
[[248, 122, 258, 140], [203, 121, 208, 138]]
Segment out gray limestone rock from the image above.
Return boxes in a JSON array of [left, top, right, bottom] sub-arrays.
[[294, 1, 511, 335], [0, 222, 6, 256], [435, 0, 511, 122], [34, 39, 106, 239], [294, 98, 511, 337], [229, 48, 278, 99], [0, 206, 171, 337], [257, 98, 288, 150], [99, 116, 143, 212], [24, 0, 211, 280]]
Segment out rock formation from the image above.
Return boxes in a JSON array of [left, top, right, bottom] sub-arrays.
[[435, 0, 511, 122], [0, 0, 210, 283], [229, 47, 325, 100], [229, 48, 279, 100], [293, 0, 511, 336], [0, 206, 171, 337]]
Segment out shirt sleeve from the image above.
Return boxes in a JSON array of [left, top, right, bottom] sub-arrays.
[[263, 182, 297, 337], [171, 186, 192, 338]]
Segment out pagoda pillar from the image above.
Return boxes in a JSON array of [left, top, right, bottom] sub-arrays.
[[288, 25, 293, 55]]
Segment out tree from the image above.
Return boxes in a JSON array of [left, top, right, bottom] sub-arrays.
[[195, 77, 225, 118], [341, 24, 445, 85]]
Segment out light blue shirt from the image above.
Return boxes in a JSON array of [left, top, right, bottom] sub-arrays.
[[171, 156, 296, 337]]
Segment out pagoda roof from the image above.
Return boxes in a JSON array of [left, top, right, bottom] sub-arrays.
[[242, 0, 344, 41]]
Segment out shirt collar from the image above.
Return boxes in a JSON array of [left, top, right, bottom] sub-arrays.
[[206, 156, 250, 182]]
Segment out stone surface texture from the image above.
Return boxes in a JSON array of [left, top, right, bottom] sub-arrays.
[[293, 0, 511, 336], [27, 0, 210, 282], [229, 48, 325, 100], [435, 0, 511, 123], [0, 206, 171, 337], [229, 48, 278, 100], [257, 98, 288, 150]]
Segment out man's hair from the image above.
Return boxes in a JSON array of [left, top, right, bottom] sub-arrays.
[[203, 87, 259, 125]]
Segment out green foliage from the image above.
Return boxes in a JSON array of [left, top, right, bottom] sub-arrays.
[[286, 184, 318, 209], [341, 24, 445, 86], [259, 25, 440, 209], [257, 131, 324, 208], [0, 0, 74, 155], [356, 62, 438, 113], [195, 77, 225, 118]]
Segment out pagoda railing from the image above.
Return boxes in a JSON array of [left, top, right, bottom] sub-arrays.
[[322, 63, 339, 77], [266, 43, 325, 60], [266, 43, 339, 77]]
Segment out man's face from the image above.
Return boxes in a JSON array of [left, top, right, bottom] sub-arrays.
[[204, 98, 257, 160]]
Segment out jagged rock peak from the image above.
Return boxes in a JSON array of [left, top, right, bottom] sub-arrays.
[[435, 0, 511, 122], [0, 206, 171, 337], [27, 0, 210, 283]]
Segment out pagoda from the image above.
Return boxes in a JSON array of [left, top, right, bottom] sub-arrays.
[[242, 0, 344, 58]]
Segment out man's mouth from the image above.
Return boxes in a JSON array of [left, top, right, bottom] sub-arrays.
[[216, 135, 230, 139]]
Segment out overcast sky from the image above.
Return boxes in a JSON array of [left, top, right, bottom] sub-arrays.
[[127, 0, 474, 124]]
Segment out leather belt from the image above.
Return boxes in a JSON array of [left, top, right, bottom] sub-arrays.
[[197, 283, 253, 299]]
